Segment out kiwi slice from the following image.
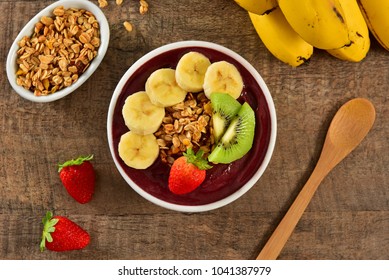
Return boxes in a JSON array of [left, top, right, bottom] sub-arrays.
[[210, 92, 242, 143], [208, 102, 255, 164]]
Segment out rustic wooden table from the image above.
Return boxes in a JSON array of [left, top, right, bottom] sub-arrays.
[[1, 0, 388, 260]]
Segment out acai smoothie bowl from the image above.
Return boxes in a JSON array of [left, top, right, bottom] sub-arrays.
[[107, 40, 276, 212]]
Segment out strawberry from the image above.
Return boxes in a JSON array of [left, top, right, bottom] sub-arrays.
[[40, 211, 90, 252], [58, 155, 95, 204], [168, 148, 212, 195]]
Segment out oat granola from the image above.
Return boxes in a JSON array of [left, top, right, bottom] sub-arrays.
[[15, 6, 100, 96], [139, 0, 149, 15], [123, 21, 133, 32], [98, 0, 108, 8], [154, 92, 214, 165]]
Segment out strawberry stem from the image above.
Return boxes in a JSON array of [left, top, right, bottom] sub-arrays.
[[58, 154, 94, 172], [40, 211, 59, 252], [184, 148, 212, 170]]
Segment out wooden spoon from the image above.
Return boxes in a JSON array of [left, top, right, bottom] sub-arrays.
[[257, 98, 376, 260]]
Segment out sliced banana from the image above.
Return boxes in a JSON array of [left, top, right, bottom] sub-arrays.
[[145, 68, 187, 107], [122, 91, 165, 135], [175, 51, 211, 92], [203, 61, 244, 99], [118, 131, 160, 169]]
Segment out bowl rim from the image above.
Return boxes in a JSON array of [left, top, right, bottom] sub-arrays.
[[6, 0, 110, 103], [107, 40, 277, 212]]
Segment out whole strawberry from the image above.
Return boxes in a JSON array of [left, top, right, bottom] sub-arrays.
[[58, 155, 95, 204], [168, 148, 212, 195], [40, 211, 90, 252]]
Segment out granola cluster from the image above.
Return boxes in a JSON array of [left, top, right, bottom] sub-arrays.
[[139, 0, 149, 15], [98, 0, 149, 32], [154, 92, 214, 165], [15, 6, 100, 96]]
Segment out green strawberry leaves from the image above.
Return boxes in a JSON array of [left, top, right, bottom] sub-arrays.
[[40, 211, 59, 252], [58, 154, 94, 172], [184, 148, 212, 170]]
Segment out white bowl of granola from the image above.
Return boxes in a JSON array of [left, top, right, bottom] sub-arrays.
[[107, 40, 277, 212], [6, 0, 109, 102]]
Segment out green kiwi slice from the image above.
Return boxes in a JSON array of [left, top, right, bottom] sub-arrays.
[[210, 92, 242, 143], [208, 102, 255, 164]]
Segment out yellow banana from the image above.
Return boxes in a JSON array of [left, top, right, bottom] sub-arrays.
[[122, 91, 165, 135], [118, 131, 160, 170], [233, 0, 277, 15], [327, 0, 370, 62], [357, 0, 389, 51], [249, 8, 313, 67], [175, 51, 211, 92], [278, 0, 351, 49], [203, 61, 244, 99], [145, 68, 187, 107]]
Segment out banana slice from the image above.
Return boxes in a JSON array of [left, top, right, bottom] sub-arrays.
[[175, 51, 211, 92], [145, 68, 187, 107], [203, 61, 244, 99], [118, 131, 160, 169], [122, 91, 165, 135]]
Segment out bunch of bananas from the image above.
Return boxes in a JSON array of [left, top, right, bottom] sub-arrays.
[[234, 0, 389, 66]]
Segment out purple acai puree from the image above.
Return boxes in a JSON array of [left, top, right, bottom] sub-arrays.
[[111, 46, 271, 206]]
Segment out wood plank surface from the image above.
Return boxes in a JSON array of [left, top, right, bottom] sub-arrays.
[[0, 0, 388, 260]]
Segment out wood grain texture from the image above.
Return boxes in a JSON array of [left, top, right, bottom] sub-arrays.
[[0, 0, 388, 260]]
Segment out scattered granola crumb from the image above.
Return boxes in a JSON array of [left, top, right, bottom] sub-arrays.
[[98, 0, 108, 8], [139, 0, 149, 15], [123, 21, 133, 32], [116, 0, 123, 5]]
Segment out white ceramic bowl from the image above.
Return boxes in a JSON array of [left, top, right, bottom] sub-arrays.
[[6, 0, 109, 102], [107, 40, 277, 212]]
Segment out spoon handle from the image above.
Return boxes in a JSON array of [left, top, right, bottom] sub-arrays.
[[256, 166, 327, 260], [256, 98, 375, 260]]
